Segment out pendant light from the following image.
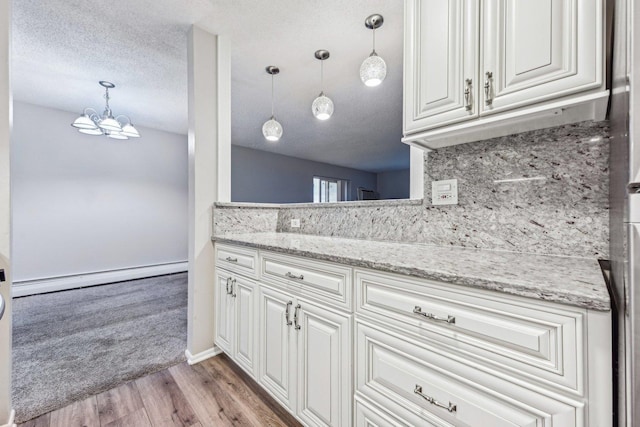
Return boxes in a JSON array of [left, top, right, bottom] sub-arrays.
[[312, 50, 334, 121], [360, 14, 387, 87], [262, 66, 283, 142]]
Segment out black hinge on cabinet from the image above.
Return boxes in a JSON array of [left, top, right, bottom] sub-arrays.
[[0, 269, 5, 282]]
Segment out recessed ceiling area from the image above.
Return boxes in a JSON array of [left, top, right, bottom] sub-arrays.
[[12, 0, 407, 173]]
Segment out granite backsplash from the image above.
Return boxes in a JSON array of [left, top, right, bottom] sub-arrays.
[[215, 121, 609, 258]]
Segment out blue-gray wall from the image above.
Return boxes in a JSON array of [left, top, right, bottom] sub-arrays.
[[232, 145, 378, 203], [377, 169, 410, 199]]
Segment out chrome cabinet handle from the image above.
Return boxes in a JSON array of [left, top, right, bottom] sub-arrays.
[[294, 304, 301, 330], [413, 306, 455, 324], [231, 279, 237, 298], [286, 272, 304, 280], [0, 294, 4, 321], [484, 71, 493, 105], [225, 256, 238, 262], [464, 78, 472, 111], [414, 385, 457, 413], [225, 277, 232, 295], [285, 301, 293, 326]]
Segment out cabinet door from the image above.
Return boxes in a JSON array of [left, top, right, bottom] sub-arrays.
[[404, 0, 479, 134], [233, 276, 257, 378], [296, 299, 351, 427], [214, 270, 234, 355], [481, 0, 602, 114], [258, 285, 296, 411]]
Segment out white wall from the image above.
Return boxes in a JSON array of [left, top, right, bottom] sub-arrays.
[[232, 145, 378, 203], [11, 101, 188, 282]]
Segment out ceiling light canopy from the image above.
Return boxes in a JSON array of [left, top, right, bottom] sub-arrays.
[[262, 66, 283, 142], [360, 14, 387, 87], [71, 81, 141, 140], [312, 50, 334, 121]]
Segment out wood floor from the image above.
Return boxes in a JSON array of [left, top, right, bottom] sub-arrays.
[[19, 354, 301, 427]]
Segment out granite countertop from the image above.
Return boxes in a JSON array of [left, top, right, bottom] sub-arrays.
[[213, 232, 610, 311]]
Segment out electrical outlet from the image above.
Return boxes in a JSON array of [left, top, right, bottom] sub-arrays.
[[290, 218, 301, 228], [431, 179, 458, 205]]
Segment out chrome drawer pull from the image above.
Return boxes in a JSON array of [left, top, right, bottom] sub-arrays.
[[413, 306, 455, 324], [294, 304, 301, 330], [285, 272, 304, 280], [414, 385, 457, 413], [285, 301, 293, 326], [225, 256, 238, 262]]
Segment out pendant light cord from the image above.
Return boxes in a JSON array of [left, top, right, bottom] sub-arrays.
[[320, 59, 324, 93], [271, 74, 274, 117], [372, 27, 376, 54]]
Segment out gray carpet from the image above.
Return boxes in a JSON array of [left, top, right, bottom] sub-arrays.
[[11, 272, 188, 423]]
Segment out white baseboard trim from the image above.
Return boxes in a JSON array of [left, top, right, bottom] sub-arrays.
[[12, 262, 188, 297], [0, 409, 15, 427], [185, 346, 222, 365]]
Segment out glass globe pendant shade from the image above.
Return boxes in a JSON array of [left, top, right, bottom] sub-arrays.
[[360, 52, 387, 87], [262, 116, 283, 142], [71, 114, 98, 129], [312, 93, 334, 121], [78, 128, 103, 135]]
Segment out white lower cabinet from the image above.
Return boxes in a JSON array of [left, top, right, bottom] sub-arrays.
[[215, 244, 612, 427], [214, 268, 257, 377], [258, 283, 352, 427], [356, 319, 582, 427]]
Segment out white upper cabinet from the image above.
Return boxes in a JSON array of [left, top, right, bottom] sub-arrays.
[[403, 0, 607, 150], [481, 0, 601, 114], [403, 0, 479, 132]]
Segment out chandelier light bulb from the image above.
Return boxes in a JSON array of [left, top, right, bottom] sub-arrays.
[[312, 50, 333, 120], [70, 81, 141, 139], [263, 66, 283, 142], [361, 14, 387, 87]]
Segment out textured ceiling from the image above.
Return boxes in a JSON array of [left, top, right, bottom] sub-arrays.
[[12, 0, 407, 173]]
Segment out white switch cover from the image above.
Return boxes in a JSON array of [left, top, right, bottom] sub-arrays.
[[431, 179, 458, 205], [291, 218, 301, 228]]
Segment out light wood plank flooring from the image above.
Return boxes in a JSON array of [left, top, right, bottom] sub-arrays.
[[20, 354, 301, 427]]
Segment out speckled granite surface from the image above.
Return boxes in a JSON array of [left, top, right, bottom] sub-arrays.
[[213, 207, 279, 235], [272, 121, 610, 258], [421, 121, 609, 257], [213, 232, 610, 311]]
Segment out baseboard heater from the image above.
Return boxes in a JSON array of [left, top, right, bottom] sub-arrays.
[[12, 261, 188, 297]]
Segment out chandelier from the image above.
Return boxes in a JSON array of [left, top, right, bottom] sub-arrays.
[[71, 81, 141, 140]]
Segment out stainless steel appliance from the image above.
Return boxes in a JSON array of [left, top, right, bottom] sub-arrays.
[[609, 0, 640, 426]]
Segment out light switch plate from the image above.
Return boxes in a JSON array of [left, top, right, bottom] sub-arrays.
[[290, 218, 301, 228], [431, 179, 458, 205]]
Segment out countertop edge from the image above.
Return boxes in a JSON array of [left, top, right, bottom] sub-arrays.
[[213, 235, 610, 312]]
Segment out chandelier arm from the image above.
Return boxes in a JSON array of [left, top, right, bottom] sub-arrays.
[[115, 115, 132, 126]]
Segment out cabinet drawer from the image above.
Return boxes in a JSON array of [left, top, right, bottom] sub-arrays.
[[356, 320, 583, 427], [260, 252, 352, 311], [355, 269, 583, 394], [215, 243, 258, 278], [355, 395, 439, 427]]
